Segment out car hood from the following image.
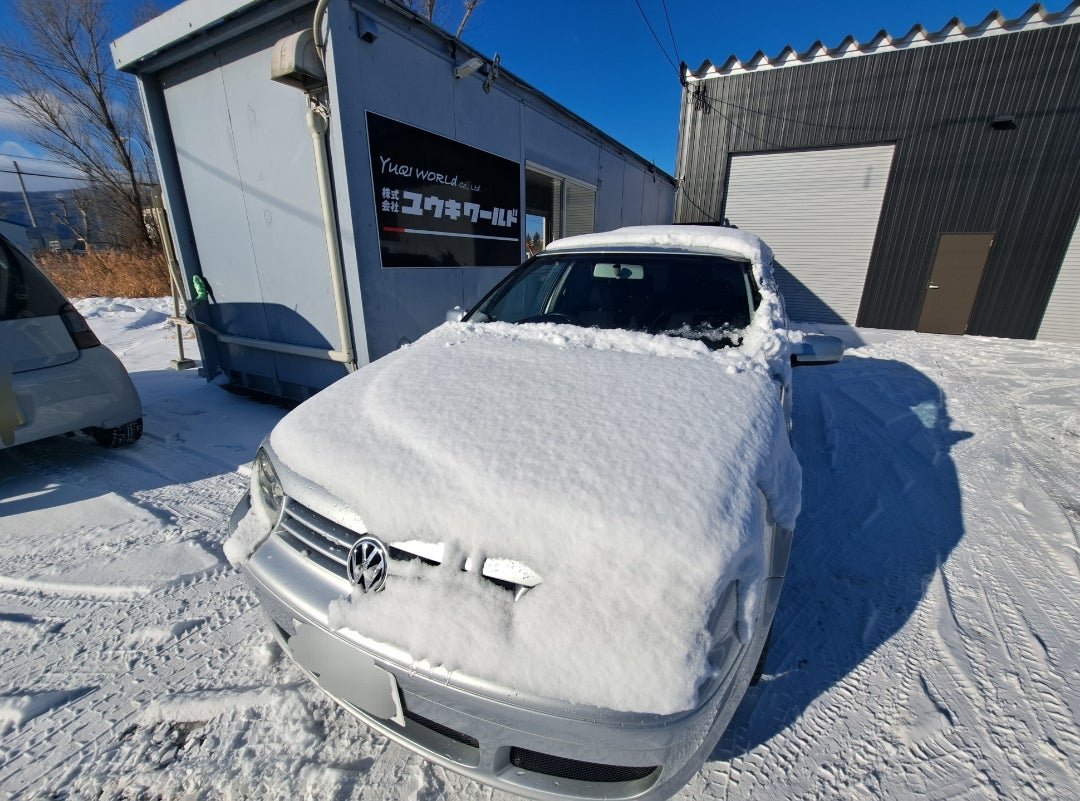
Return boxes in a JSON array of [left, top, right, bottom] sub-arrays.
[[270, 321, 801, 715]]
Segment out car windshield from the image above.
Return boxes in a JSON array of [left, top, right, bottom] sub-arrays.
[[469, 252, 759, 348]]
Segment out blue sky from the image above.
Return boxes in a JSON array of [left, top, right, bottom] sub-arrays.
[[0, 0, 1046, 192]]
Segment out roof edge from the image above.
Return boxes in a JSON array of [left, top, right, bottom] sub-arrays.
[[112, 0, 675, 183], [685, 1, 1080, 81]]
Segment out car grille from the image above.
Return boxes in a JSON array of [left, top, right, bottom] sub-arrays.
[[508, 747, 658, 783], [276, 498, 541, 598], [403, 707, 480, 749], [276, 499, 358, 574]]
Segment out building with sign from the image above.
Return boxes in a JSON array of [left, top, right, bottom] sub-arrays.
[[675, 2, 1080, 342], [113, 0, 675, 400]]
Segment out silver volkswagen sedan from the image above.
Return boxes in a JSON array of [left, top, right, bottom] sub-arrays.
[[228, 225, 841, 800]]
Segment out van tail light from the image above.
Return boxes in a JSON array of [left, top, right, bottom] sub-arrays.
[[58, 303, 101, 349]]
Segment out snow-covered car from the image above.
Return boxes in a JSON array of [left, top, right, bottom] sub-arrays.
[[227, 225, 842, 800], [0, 232, 142, 449]]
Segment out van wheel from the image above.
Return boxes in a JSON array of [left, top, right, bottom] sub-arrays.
[[88, 418, 143, 447], [750, 626, 773, 686]]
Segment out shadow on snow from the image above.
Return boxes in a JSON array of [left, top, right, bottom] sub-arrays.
[[0, 368, 285, 520], [712, 355, 971, 759]]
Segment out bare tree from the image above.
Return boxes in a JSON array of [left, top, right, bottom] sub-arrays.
[[399, 0, 482, 38], [0, 0, 155, 247]]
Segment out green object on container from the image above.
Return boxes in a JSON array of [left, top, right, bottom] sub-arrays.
[[192, 274, 210, 303]]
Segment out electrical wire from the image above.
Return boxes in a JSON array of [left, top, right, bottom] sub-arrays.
[[660, 0, 681, 67], [0, 43, 130, 90], [0, 151, 82, 167], [0, 165, 155, 187], [690, 88, 782, 148], [677, 186, 721, 223], [632, 0, 679, 75], [684, 72, 889, 135], [0, 165, 88, 181]]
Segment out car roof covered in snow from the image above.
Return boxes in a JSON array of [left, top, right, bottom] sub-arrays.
[[545, 225, 774, 266]]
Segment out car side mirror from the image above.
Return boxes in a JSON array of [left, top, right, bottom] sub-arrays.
[[446, 307, 466, 323], [792, 334, 844, 366]]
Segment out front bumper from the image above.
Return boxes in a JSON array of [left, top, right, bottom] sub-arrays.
[[233, 493, 778, 801]]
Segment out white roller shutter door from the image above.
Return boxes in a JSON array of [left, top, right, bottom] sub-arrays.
[[724, 145, 895, 324], [1037, 213, 1080, 343], [564, 181, 596, 238]]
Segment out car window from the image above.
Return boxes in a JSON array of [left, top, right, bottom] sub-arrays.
[[471, 252, 758, 348], [480, 259, 565, 323], [0, 238, 67, 322]]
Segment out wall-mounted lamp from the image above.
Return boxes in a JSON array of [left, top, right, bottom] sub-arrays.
[[454, 57, 485, 79], [990, 115, 1017, 131]]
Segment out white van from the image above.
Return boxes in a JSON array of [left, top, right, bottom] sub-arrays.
[[0, 233, 142, 449]]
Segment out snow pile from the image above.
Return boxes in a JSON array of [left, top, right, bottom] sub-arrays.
[[224, 506, 273, 568], [545, 225, 775, 266], [271, 318, 800, 715]]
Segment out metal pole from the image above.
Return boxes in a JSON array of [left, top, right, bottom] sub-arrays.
[[12, 161, 38, 228], [151, 206, 196, 371]]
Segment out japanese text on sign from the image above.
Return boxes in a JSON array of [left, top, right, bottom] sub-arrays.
[[379, 187, 519, 229], [367, 112, 522, 268]]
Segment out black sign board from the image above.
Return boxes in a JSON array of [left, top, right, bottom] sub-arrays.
[[367, 112, 522, 268]]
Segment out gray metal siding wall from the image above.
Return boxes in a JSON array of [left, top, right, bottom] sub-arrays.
[[677, 24, 1080, 338], [119, 0, 677, 394], [329, 0, 676, 360], [158, 9, 349, 395]]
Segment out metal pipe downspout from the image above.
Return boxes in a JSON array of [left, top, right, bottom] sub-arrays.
[[306, 98, 357, 372]]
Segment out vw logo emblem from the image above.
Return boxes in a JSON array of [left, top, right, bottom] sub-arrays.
[[346, 536, 388, 592]]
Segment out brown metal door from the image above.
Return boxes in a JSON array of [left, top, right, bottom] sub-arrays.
[[916, 233, 995, 335]]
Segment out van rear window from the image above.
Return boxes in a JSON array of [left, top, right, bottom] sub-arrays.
[[0, 238, 67, 322]]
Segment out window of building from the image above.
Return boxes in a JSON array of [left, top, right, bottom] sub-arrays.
[[525, 165, 596, 253]]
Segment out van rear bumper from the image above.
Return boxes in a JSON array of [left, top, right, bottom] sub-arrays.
[[2, 346, 141, 448]]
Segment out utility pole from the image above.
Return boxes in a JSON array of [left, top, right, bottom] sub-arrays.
[[12, 161, 38, 228]]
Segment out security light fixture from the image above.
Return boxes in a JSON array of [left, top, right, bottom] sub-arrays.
[[454, 57, 484, 79], [990, 115, 1016, 131]]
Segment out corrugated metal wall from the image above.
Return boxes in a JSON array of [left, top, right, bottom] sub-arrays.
[[676, 24, 1080, 338], [1038, 211, 1080, 342]]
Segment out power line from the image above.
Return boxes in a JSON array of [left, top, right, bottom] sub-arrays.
[[687, 78, 888, 136], [660, 0, 681, 67], [690, 87, 782, 148], [0, 165, 87, 182], [0, 151, 84, 167], [0, 43, 130, 90], [0, 166, 157, 187], [677, 185, 721, 223], [632, 0, 679, 75]]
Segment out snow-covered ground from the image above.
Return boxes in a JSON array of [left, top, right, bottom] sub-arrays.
[[1, 299, 1077, 799]]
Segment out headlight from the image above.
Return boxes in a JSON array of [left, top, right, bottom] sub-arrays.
[[253, 447, 284, 520]]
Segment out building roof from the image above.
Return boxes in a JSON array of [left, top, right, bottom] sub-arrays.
[[112, 0, 674, 183], [686, 1, 1080, 81]]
